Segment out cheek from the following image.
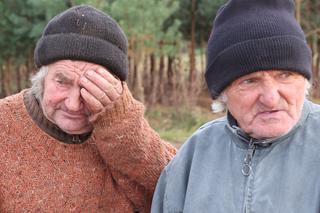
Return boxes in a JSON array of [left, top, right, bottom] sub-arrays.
[[294, 87, 306, 104], [227, 95, 256, 117], [287, 90, 305, 118], [42, 86, 66, 110], [42, 96, 60, 115], [281, 85, 305, 109], [231, 107, 255, 128]]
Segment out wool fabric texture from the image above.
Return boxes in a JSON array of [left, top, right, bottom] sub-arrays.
[[205, 0, 312, 98], [34, 5, 128, 81], [0, 85, 176, 212]]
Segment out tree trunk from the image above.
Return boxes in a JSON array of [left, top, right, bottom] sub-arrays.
[[127, 56, 133, 88], [26, 53, 35, 88], [150, 54, 156, 91], [311, 34, 320, 98], [133, 51, 145, 103], [148, 54, 158, 105], [189, 0, 197, 89], [157, 55, 165, 104], [16, 66, 22, 93], [4, 59, 13, 96], [173, 56, 187, 105], [167, 56, 175, 105], [295, 0, 301, 24], [142, 54, 150, 96], [0, 66, 5, 98]]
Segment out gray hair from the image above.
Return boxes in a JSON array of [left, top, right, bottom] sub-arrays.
[[30, 66, 49, 101], [211, 79, 311, 113]]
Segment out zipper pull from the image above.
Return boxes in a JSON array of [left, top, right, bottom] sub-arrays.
[[242, 139, 256, 176]]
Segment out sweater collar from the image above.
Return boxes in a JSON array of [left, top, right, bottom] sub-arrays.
[[23, 89, 91, 144], [226, 100, 310, 147]]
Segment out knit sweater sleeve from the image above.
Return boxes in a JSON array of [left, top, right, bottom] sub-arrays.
[[92, 83, 177, 211]]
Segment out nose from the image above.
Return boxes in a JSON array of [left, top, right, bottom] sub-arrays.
[[258, 79, 281, 108], [65, 88, 83, 112]]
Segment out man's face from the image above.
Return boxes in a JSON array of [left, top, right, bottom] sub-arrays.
[[224, 70, 307, 139], [41, 60, 105, 134]]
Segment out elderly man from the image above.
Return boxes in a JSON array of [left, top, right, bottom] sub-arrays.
[[0, 5, 176, 212], [152, 0, 320, 212]]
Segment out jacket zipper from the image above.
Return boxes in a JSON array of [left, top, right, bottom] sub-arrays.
[[242, 138, 256, 213], [242, 138, 256, 176]]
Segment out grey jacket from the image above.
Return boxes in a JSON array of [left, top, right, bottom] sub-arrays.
[[151, 100, 320, 213]]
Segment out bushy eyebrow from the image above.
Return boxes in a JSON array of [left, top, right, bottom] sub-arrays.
[[54, 72, 74, 85]]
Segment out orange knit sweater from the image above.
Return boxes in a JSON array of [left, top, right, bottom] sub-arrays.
[[0, 86, 176, 212]]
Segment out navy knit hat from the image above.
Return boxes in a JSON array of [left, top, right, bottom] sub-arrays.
[[34, 5, 128, 81], [205, 0, 312, 99]]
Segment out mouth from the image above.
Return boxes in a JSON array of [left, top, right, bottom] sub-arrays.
[[62, 111, 87, 119], [256, 109, 284, 119], [260, 110, 280, 114]]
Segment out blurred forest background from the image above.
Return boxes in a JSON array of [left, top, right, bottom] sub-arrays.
[[1, 0, 320, 145]]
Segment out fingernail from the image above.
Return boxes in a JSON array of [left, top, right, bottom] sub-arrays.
[[86, 70, 93, 76], [81, 77, 88, 83], [98, 69, 105, 75]]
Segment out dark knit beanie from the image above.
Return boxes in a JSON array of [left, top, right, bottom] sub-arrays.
[[34, 5, 128, 81], [205, 0, 312, 99]]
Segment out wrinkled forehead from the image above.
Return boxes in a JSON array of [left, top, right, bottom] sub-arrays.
[[232, 70, 304, 83], [48, 59, 104, 77]]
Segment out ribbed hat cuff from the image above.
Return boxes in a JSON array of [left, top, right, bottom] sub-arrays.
[[34, 33, 128, 81], [205, 35, 312, 98]]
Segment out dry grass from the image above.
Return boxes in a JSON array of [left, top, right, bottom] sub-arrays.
[[145, 104, 224, 147]]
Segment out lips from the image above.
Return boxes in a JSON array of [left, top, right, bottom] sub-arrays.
[[62, 111, 87, 119], [260, 110, 279, 114], [256, 110, 284, 120]]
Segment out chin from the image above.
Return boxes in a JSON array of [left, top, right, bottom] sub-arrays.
[[59, 124, 92, 135], [253, 128, 291, 139]]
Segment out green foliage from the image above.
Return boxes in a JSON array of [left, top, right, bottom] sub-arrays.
[[108, 0, 182, 56], [0, 0, 67, 64], [164, 0, 227, 44], [70, 0, 109, 10], [0, 0, 230, 76], [145, 105, 223, 143]]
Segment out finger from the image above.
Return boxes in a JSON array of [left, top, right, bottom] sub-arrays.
[[85, 70, 114, 92], [96, 68, 121, 88], [113, 79, 123, 94], [95, 69, 123, 95], [84, 70, 120, 101], [80, 76, 112, 106], [80, 87, 104, 113]]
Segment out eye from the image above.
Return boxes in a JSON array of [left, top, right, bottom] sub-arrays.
[[55, 78, 70, 87], [237, 78, 259, 90], [278, 71, 292, 79], [56, 79, 65, 85], [276, 71, 299, 83], [239, 78, 258, 86], [242, 79, 256, 84]]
